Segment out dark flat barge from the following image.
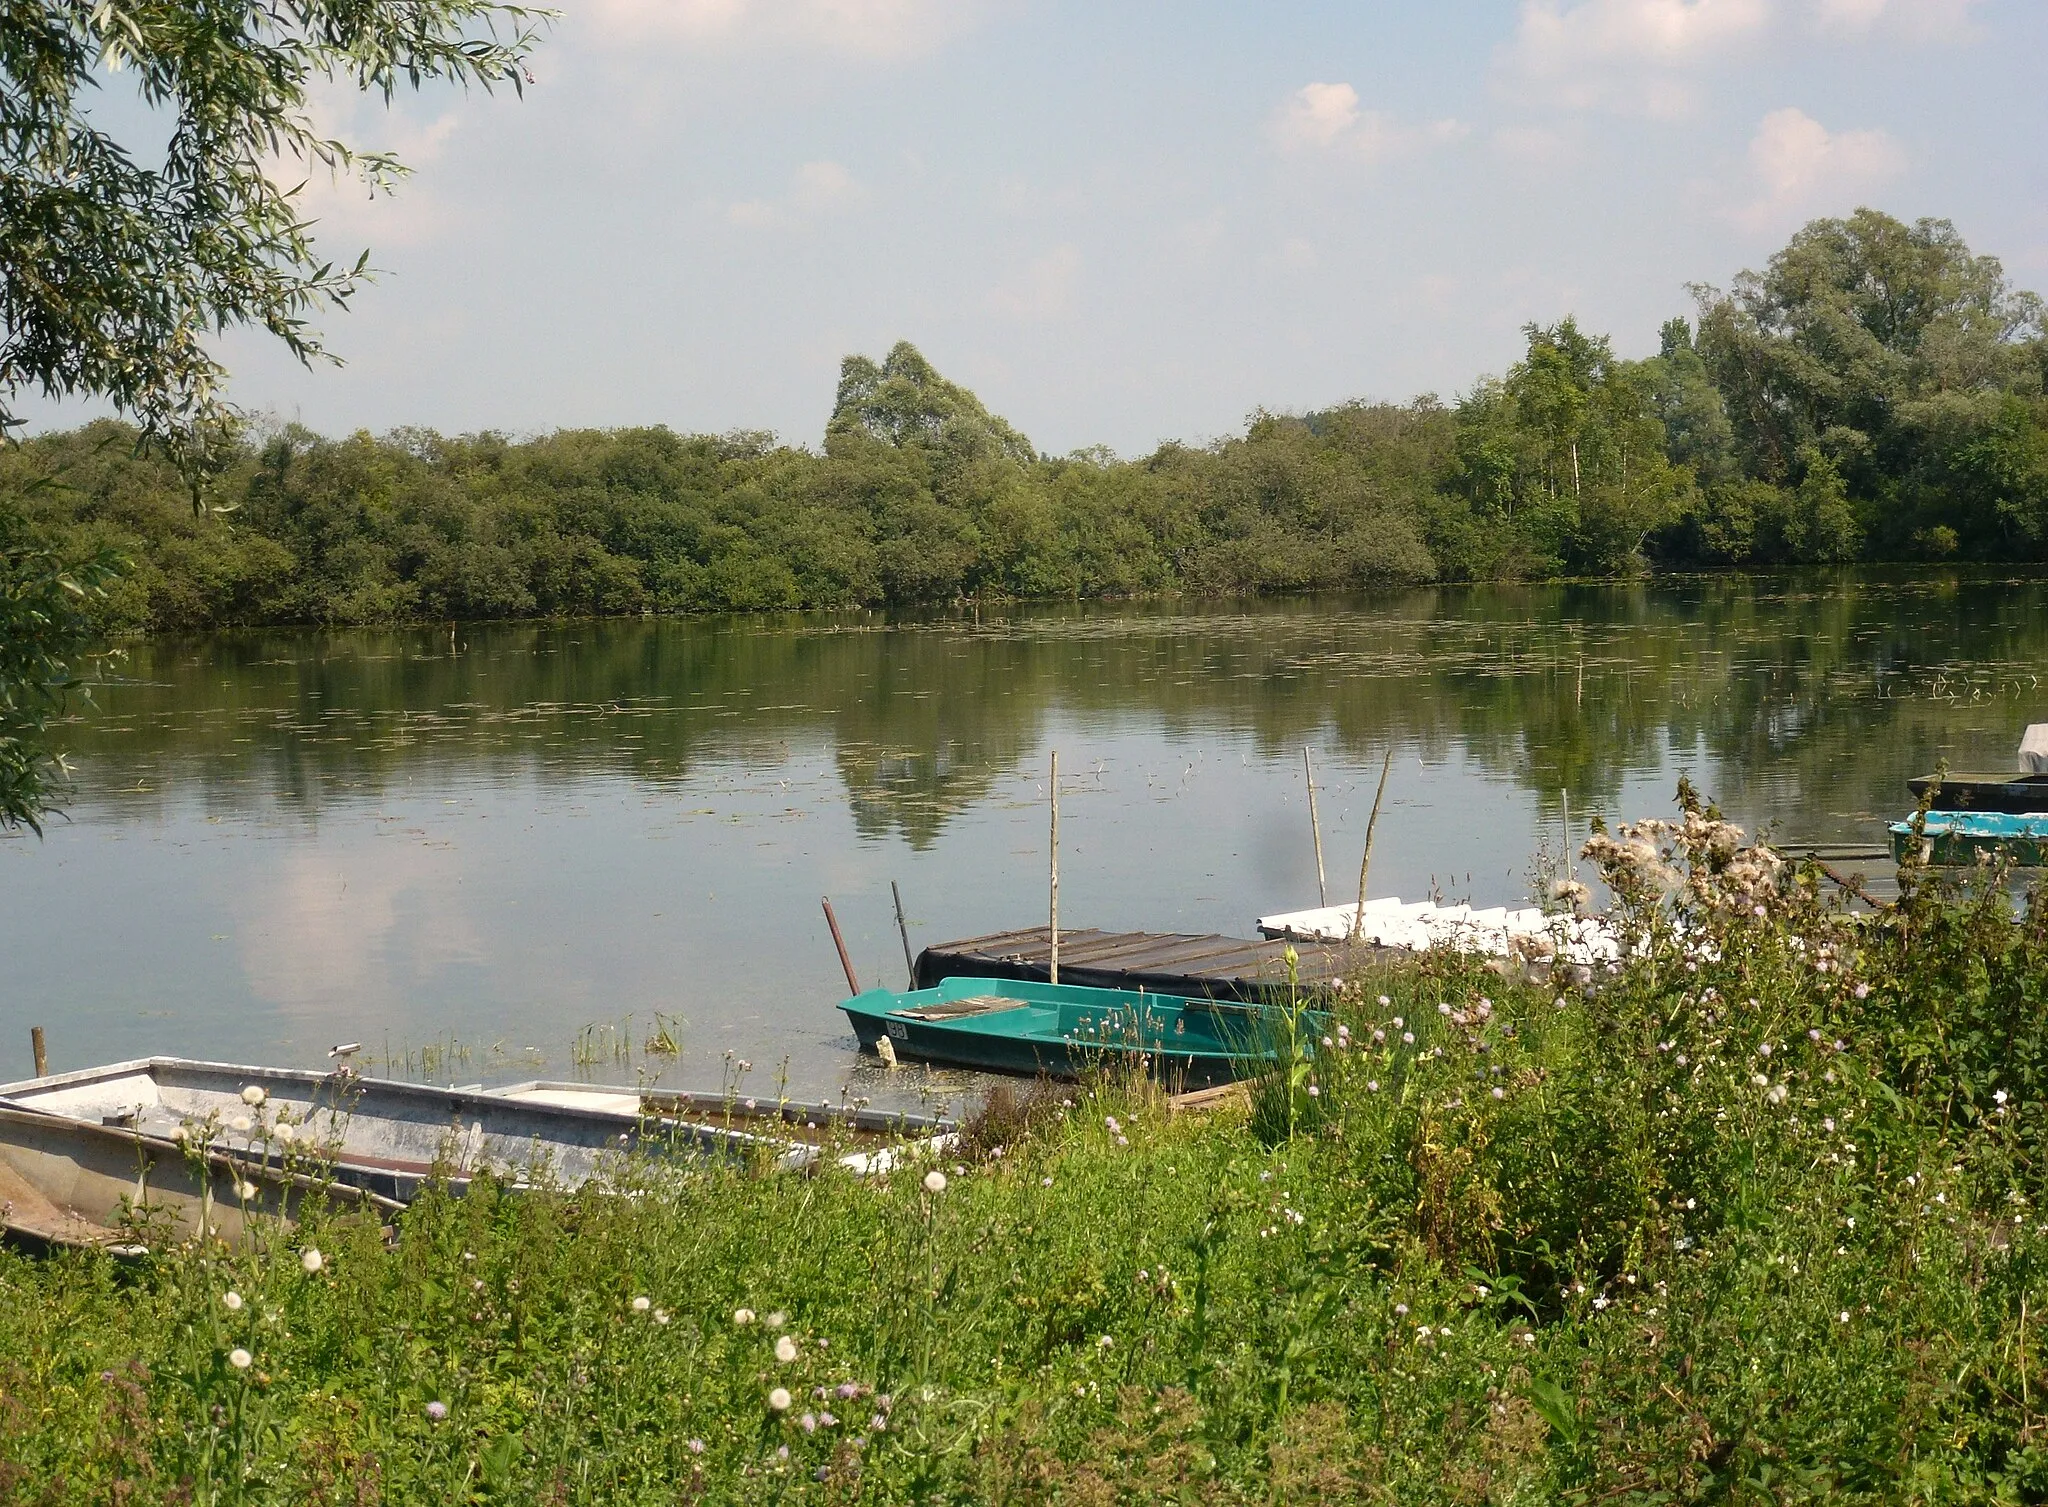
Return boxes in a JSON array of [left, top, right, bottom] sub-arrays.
[[912, 926, 1384, 1003], [1908, 773, 2048, 815]]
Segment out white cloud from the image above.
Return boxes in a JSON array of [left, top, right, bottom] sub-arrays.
[[1269, 83, 1468, 162], [1730, 106, 1906, 232], [1809, 0, 1981, 40], [988, 244, 1082, 321], [1501, 0, 1771, 116], [726, 159, 866, 229], [581, 0, 986, 59], [286, 87, 464, 249]]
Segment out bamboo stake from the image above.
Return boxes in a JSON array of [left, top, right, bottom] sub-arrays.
[[1560, 788, 1571, 887], [1305, 747, 1327, 907], [30, 1026, 47, 1078], [820, 897, 860, 996], [1049, 750, 1060, 986], [1350, 749, 1394, 940], [891, 880, 916, 987]]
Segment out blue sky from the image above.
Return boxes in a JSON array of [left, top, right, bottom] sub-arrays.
[[49, 0, 2048, 456]]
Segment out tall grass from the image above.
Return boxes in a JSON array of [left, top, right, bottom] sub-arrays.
[[5, 793, 2048, 1501]]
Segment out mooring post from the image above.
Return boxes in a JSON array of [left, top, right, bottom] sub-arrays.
[[1351, 748, 1394, 940], [1305, 747, 1327, 907], [820, 897, 860, 996], [1049, 749, 1060, 986], [31, 1026, 47, 1078], [891, 880, 916, 987]]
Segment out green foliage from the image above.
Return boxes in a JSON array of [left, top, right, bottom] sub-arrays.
[[0, 0, 545, 463], [0, 503, 117, 831]]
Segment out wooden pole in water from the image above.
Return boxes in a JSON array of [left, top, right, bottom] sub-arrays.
[[1049, 749, 1060, 986], [1304, 747, 1327, 906], [30, 1026, 47, 1078], [891, 880, 916, 987], [1350, 749, 1394, 940], [820, 897, 860, 996], [1559, 789, 1571, 887]]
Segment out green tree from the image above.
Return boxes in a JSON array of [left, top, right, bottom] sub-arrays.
[[0, 1, 543, 824]]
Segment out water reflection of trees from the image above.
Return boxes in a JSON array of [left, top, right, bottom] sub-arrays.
[[57, 573, 2048, 846]]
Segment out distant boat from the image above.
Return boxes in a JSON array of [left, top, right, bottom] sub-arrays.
[[0, 1057, 812, 1201], [0, 1103, 399, 1252], [1890, 811, 2048, 868], [839, 977, 1326, 1084]]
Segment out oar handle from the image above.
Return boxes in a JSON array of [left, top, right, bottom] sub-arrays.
[[821, 897, 861, 995]]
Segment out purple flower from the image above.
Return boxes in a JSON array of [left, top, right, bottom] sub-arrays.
[[687, 1439, 705, 1454], [426, 1401, 448, 1422]]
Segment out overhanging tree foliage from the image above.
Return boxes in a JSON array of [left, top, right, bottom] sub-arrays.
[[0, 0, 545, 828]]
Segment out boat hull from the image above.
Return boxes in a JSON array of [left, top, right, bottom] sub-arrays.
[[1891, 812, 2048, 867], [840, 977, 1324, 1087], [0, 1105, 398, 1252]]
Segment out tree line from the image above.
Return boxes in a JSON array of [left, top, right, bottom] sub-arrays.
[[8, 208, 2046, 636]]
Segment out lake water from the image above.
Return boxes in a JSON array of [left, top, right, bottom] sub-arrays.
[[5, 572, 2044, 1106]]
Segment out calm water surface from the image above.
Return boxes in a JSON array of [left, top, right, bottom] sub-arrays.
[[5, 574, 2043, 1104]]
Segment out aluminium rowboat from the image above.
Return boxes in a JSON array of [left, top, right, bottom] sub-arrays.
[[839, 977, 1326, 1085], [0, 1057, 809, 1201]]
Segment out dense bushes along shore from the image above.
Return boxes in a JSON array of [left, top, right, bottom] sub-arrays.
[[3, 796, 2048, 1500], [7, 208, 2047, 633]]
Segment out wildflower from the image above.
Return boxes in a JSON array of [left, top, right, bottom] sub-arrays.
[[426, 1401, 448, 1421], [1757, 1042, 1772, 1057], [1401, 1032, 1415, 1045], [1378, 995, 1391, 1007], [768, 1387, 792, 1412], [1766, 1084, 1788, 1106], [1823, 1118, 1836, 1132], [228, 1348, 252, 1370], [775, 1336, 799, 1364], [1593, 1296, 1608, 1310], [871, 1414, 888, 1432], [734, 1308, 756, 1326], [1116, 1134, 1128, 1146], [241, 1086, 266, 1107], [1853, 982, 1870, 999], [1838, 1311, 1850, 1324], [765, 1311, 787, 1329], [819, 1411, 837, 1428], [1322, 1036, 1333, 1048], [236, 1181, 258, 1201], [801, 1412, 818, 1433], [1808, 1028, 1822, 1041], [1104, 1116, 1121, 1134], [301, 1248, 324, 1274], [1373, 1028, 1386, 1042], [1392, 1015, 1405, 1028], [1367, 1080, 1380, 1093], [655, 1309, 670, 1325], [687, 1439, 705, 1454], [1097, 1334, 1113, 1348], [1041, 1176, 1054, 1187], [1437, 1004, 1451, 1016], [222, 1291, 243, 1312], [631, 1296, 651, 1313], [1393, 1303, 1408, 1316], [1751, 1073, 1770, 1088], [836, 1383, 860, 1401], [923, 1170, 948, 1195], [273, 1123, 295, 1144], [1554, 996, 1567, 1009], [1306, 1085, 1319, 1098], [1995, 1089, 2009, 1105], [1491, 1086, 1505, 1100]]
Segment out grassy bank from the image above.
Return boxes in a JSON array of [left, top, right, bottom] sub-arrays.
[[4, 803, 2047, 1503]]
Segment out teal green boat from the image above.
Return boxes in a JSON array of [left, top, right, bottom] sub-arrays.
[[1891, 811, 2048, 867], [839, 977, 1325, 1085]]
